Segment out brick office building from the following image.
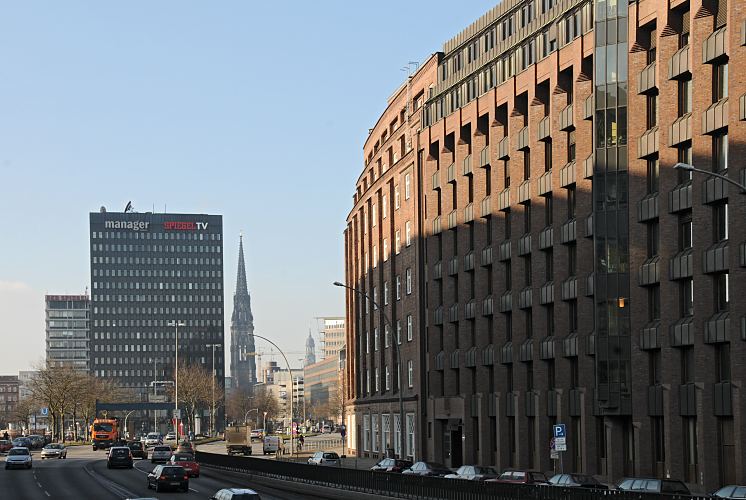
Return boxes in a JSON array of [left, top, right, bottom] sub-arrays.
[[344, 0, 745, 490]]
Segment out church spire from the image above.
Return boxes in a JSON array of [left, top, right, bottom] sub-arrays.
[[236, 233, 249, 297]]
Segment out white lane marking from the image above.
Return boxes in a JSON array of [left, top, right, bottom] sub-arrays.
[[37, 482, 42, 488], [190, 487, 199, 492], [44, 492, 50, 497]]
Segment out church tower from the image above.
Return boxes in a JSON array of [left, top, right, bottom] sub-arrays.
[[230, 234, 256, 392], [304, 331, 316, 367]]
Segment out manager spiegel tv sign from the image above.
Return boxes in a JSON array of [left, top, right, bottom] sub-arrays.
[[103, 220, 209, 231]]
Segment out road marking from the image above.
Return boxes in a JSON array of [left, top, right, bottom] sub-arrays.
[[190, 487, 199, 492], [37, 482, 43, 488], [44, 491, 50, 497]]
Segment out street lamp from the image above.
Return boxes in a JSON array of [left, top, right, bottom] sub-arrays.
[[206, 343, 222, 437], [167, 320, 186, 438], [244, 408, 258, 425], [674, 162, 746, 193], [334, 281, 406, 460]]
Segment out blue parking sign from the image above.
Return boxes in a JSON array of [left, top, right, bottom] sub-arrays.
[[553, 424, 566, 438]]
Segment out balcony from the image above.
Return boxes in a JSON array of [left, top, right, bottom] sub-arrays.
[[447, 256, 459, 276], [463, 154, 473, 176], [540, 336, 556, 360], [432, 216, 442, 235], [561, 276, 577, 301], [538, 170, 552, 196], [499, 291, 512, 313], [668, 181, 692, 213], [464, 203, 474, 223], [482, 296, 494, 316], [464, 251, 475, 272], [637, 193, 659, 222], [481, 246, 493, 266], [465, 347, 477, 367], [479, 146, 490, 167], [433, 307, 443, 325], [518, 179, 531, 203], [563, 332, 579, 357], [583, 94, 593, 120], [702, 26, 727, 64], [585, 272, 595, 296], [702, 241, 729, 274], [481, 196, 492, 218], [702, 174, 729, 204], [497, 136, 510, 160], [668, 45, 690, 80], [560, 218, 577, 244], [540, 281, 554, 304], [500, 343, 513, 365], [447, 210, 457, 230], [637, 126, 659, 159], [518, 233, 532, 256], [498, 239, 512, 261], [446, 163, 456, 183], [679, 383, 697, 416], [559, 161, 576, 187], [449, 303, 459, 323], [483, 345, 495, 367], [714, 381, 733, 417], [433, 260, 442, 280], [498, 187, 511, 211], [670, 316, 695, 347], [539, 226, 554, 249], [583, 154, 593, 179], [464, 300, 476, 320], [702, 98, 729, 135], [432, 170, 441, 190], [668, 113, 692, 147], [517, 126, 529, 151], [704, 311, 730, 344], [638, 256, 660, 286], [669, 248, 693, 280], [637, 61, 657, 95], [537, 115, 551, 141], [559, 103, 574, 131], [519, 338, 534, 362]]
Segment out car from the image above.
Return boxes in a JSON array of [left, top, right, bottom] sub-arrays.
[[144, 432, 162, 447], [165, 432, 177, 441], [321, 424, 332, 434], [151, 445, 173, 463], [210, 488, 262, 499], [402, 461, 452, 477], [175, 440, 194, 454], [370, 458, 413, 473], [485, 469, 549, 485], [107, 446, 134, 469], [0, 440, 13, 454], [5, 447, 32, 469], [27, 435, 45, 449], [307, 451, 340, 466], [444, 465, 499, 481], [127, 440, 147, 459], [713, 485, 746, 498], [12, 437, 33, 449], [250, 429, 264, 441], [146, 464, 189, 493], [616, 477, 692, 495], [40, 443, 68, 459], [169, 453, 200, 478], [548, 473, 608, 489]]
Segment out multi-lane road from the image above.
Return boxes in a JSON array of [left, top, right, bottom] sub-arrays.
[[0, 445, 324, 500]]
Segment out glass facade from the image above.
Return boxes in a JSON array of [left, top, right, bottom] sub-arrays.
[[45, 295, 90, 371]]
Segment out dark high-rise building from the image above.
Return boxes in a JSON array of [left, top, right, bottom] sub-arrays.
[[229, 234, 256, 392], [89, 210, 225, 402]]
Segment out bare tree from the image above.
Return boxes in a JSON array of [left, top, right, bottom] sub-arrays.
[[165, 363, 211, 434]]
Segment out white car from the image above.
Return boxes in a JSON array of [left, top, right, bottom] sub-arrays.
[[150, 445, 173, 463], [144, 433, 161, 447], [307, 451, 340, 466], [40, 443, 68, 459], [164, 432, 177, 441], [5, 447, 32, 469]]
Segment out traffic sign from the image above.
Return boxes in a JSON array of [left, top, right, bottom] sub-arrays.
[[553, 423, 566, 438], [40, 407, 49, 416], [173, 409, 181, 419], [555, 437, 567, 451]]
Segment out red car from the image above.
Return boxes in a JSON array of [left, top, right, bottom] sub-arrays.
[[168, 453, 200, 478], [486, 469, 549, 485], [0, 440, 12, 454]]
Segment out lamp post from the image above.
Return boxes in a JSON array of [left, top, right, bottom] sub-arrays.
[[167, 320, 186, 438], [674, 162, 746, 193], [206, 343, 222, 437], [334, 281, 406, 460], [263, 411, 268, 434], [244, 408, 258, 425], [151, 357, 158, 432]]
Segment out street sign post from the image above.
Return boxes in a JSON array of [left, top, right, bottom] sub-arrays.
[[553, 424, 566, 438], [173, 409, 181, 420], [40, 407, 49, 417], [552, 423, 566, 473]]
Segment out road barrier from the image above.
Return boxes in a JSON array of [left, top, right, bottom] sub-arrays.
[[195, 451, 708, 500]]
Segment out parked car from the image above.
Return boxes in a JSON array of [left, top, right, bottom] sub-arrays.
[[151, 445, 173, 463], [307, 451, 340, 466], [0, 440, 13, 454], [713, 485, 746, 499], [486, 469, 549, 485], [445, 465, 499, 481], [548, 473, 608, 489], [127, 440, 147, 459], [370, 458, 413, 473], [146, 464, 189, 493], [209, 488, 262, 499], [169, 453, 200, 478], [107, 446, 134, 469], [40, 443, 68, 459], [144, 432, 162, 447], [402, 461, 452, 477], [5, 447, 33, 469], [616, 478, 692, 495]]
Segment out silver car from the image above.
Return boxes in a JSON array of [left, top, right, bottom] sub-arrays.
[[40, 443, 68, 459], [5, 447, 32, 469], [150, 445, 172, 463], [307, 451, 340, 466]]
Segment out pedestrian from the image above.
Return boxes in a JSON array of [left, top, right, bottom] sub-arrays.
[[3, 431, 8, 441], [298, 433, 305, 451]]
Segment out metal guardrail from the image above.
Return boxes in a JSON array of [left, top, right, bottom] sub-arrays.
[[195, 452, 709, 500]]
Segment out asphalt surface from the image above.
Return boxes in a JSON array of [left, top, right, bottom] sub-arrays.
[[0, 446, 325, 499]]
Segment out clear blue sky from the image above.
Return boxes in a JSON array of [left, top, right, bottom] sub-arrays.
[[0, 1, 498, 373]]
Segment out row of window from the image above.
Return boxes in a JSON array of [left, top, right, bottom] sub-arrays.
[[0, 386, 18, 393], [93, 270, 222, 280], [362, 360, 415, 394], [93, 330, 220, 341], [91, 244, 221, 253], [93, 281, 221, 291], [92, 319, 222, 328], [361, 412, 416, 459], [92, 293, 221, 302], [92, 257, 221, 267], [91, 231, 221, 241], [46, 310, 88, 318]]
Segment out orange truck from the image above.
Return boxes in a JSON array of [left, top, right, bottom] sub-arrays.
[[91, 418, 119, 450]]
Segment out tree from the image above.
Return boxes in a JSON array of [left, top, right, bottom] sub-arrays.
[[252, 386, 279, 427], [165, 363, 212, 434]]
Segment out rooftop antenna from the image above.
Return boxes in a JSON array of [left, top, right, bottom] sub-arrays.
[[124, 201, 133, 213]]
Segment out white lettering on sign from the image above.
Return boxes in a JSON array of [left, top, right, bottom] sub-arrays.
[[104, 220, 150, 231]]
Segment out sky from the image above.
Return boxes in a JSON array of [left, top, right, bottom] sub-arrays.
[[0, 0, 499, 374]]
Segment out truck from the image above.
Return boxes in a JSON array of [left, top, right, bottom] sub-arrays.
[[262, 435, 282, 455], [91, 418, 120, 451], [225, 424, 252, 456]]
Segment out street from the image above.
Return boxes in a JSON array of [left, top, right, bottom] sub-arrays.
[[0, 446, 325, 500]]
